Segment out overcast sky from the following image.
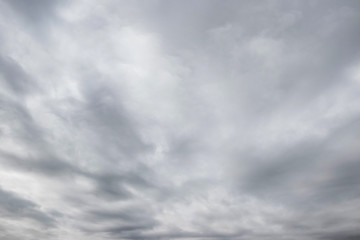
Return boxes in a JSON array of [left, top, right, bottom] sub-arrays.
[[1, 0, 360, 239]]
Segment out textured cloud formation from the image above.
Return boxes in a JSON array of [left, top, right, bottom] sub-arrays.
[[1, 0, 360, 239]]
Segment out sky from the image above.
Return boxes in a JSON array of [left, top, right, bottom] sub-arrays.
[[1, 0, 360, 239]]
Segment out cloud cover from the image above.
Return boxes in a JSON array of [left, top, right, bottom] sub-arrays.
[[1, 0, 360, 239]]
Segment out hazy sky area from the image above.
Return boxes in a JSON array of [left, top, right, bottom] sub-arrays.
[[1, 0, 360, 239]]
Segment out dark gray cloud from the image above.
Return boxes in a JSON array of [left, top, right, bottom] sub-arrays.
[[0, 186, 55, 227], [0, 55, 37, 95], [238, 114, 360, 202], [4, 0, 60, 21], [1, 0, 360, 240], [3, 0, 65, 40]]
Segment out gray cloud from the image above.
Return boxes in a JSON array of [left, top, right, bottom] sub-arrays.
[[1, 0, 360, 239], [3, 0, 65, 40], [0, 186, 55, 227], [0, 55, 37, 95]]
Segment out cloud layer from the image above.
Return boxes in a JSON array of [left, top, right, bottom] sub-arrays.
[[1, 1, 360, 239]]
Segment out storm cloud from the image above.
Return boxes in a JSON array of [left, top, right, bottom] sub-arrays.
[[1, 0, 360, 239]]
